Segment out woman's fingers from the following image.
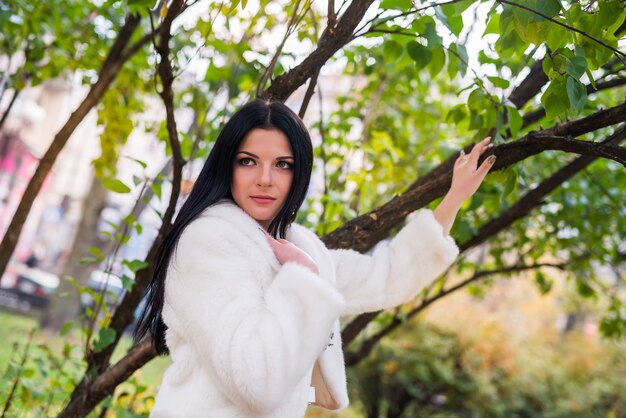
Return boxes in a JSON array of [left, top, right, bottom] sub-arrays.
[[456, 150, 468, 166], [456, 137, 491, 169], [468, 137, 491, 166], [477, 154, 497, 179]]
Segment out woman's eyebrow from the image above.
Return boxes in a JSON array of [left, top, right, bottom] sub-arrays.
[[236, 151, 293, 160], [236, 151, 258, 158]]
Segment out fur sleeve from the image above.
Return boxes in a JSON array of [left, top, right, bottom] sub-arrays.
[[164, 217, 345, 414], [330, 209, 458, 315]]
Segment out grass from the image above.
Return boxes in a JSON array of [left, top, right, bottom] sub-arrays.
[[0, 310, 39, 368], [0, 309, 170, 393]]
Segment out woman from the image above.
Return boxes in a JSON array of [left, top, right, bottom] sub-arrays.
[[135, 99, 496, 417]]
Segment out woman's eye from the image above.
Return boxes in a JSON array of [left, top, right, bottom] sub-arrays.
[[239, 158, 255, 166], [276, 160, 293, 169]]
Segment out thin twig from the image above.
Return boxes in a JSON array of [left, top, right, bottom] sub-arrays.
[[256, 0, 305, 97], [298, 68, 320, 118], [354, 0, 471, 37]]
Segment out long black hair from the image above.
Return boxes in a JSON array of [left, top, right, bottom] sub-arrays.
[[134, 99, 314, 354]]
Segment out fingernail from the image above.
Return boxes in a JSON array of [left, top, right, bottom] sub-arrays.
[[487, 155, 496, 164], [487, 144, 493, 148]]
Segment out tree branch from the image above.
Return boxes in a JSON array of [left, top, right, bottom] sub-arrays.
[[57, 340, 157, 418], [256, 0, 305, 97], [322, 101, 626, 253], [508, 59, 548, 109], [298, 67, 320, 118], [260, 0, 376, 101], [463, 125, 626, 250], [341, 125, 626, 347], [344, 261, 568, 365]]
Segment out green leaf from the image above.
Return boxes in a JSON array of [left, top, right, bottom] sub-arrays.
[[467, 88, 489, 111], [424, 21, 442, 48], [125, 156, 147, 169], [89, 246, 105, 261], [507, 106, 523, 138], [152, 182, 162, 199], [80, 257, 98, 266], [483, 12, 500, 36], [64, 276, 79, 287], [102, 179, 131, 194], [597, 0, 626, 34], [380, 0, 413, 10], [503, 168, 518, 199], [453, 219, 474, 244], [123, 259, 149, 273], [576, 278, 596, 298], [455, 44, 468, 76], [127, 0, 154, 14], [427, 47, 446, 78], [120, 275, 134, 292], [227, 0, 241, 13], [123, 213, 135, 226], [541, 79, 569, 120], [446, 105, 466, 124], [536, 0, 562, 18], [383, 41, 403, 61], [545, 23, 569, 51], [488, 76, 510, 89], [406, 41, 432, 68], [534, 271, 552, 294], [436, 3, 465, 36], [566, 76, 586, 114], [469, 112, 483, 130], [565, 56, 587, 79], [180, 131, 193, 159], [510, 0, 561, 24], [93, 327, 117, 353], [60, 321, 74, 337]]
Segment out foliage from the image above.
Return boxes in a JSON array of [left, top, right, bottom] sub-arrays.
[[349, 320, 626, 417], [0, 0, 131, 91], [296, 0, 626, 336], [0, 312, 167, 417]]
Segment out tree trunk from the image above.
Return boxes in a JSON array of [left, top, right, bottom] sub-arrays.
[[40, 176, 108, 331]]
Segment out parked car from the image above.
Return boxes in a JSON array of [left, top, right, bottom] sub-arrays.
[[0, 264, 59, 312]]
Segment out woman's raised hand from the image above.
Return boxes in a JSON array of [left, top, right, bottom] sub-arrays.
[[266, 234, 319, 275], [433, 137, 496, 235], [449, 136, 496, 204]]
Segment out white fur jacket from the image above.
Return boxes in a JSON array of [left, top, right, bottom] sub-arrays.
[[151, 199, 459, 417]]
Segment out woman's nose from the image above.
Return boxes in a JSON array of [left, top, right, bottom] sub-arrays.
[[257, 165, 272, 186]]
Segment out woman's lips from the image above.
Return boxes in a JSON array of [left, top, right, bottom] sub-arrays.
[[250, 196, 275, 204]]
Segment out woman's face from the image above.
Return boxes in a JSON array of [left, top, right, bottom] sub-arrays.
[[231, 128, 294, 229]]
